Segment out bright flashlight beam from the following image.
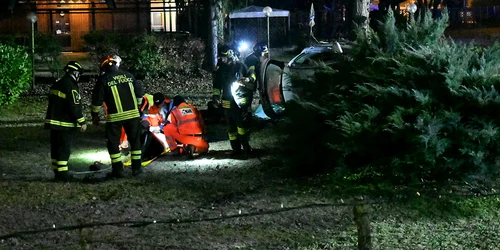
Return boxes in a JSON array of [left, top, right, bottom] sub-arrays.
[[238, 42, 249, 52], [74, 149, 111, 164]]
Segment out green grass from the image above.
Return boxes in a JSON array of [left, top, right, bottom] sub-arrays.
[[1, 96, 500, 249], [0, 96, 47, 122]]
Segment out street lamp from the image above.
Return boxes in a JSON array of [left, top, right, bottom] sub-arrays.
[[408, 3, 418, 15], [27, 12, 37, 89], [263, 6, 272, 58]]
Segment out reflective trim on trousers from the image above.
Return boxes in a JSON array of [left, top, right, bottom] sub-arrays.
[[237, 127, 249, 135], [110, 153, 122, 163], [222, 100, 231, 109], [228, 132, 238, 140], [131, 150, 142, 160]]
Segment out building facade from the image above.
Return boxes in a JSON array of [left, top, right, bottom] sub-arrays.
[[0, 0, 207, 51]]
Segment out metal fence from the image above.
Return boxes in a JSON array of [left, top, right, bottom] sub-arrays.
[[439, 6, 500, 29], [290, 6, 500, 43], [230, 16, 289, 47]]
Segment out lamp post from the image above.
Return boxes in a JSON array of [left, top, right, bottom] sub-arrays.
[[263, 6, 272, 58], [27, 12, 38, 89], [408, 2, 418, 18]]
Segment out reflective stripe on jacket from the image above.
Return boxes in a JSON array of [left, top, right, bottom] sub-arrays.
[[90, 68, 144, 122], [140, 94, 154, 112], [212, 61, 254, 102], [44, 74, 85, 130]]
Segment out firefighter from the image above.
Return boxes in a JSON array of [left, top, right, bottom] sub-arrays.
[[119, 93, 154, 150], [212, 45, 256, 157], [244, 42, 269, 90], [44, 61, 86, 181], [91, 55, 144, 177], [162, 95, 209, 157]]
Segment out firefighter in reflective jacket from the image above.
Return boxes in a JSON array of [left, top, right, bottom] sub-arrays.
[[212, 45, 256, 156], [163, 95, 209, 157], [44, 61, 86, 181], [119, 93, 154, 150], [91, 55, 144, 177], [244, 42, 268, 92]]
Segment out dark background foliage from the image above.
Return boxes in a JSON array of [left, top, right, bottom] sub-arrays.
[[281, 9, 500, 185]]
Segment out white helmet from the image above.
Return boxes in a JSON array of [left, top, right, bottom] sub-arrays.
[[112, 55, 122, 67]]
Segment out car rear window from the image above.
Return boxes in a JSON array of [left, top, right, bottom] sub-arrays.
[[294, 52, 316, 65], [295, 51, 340, 66]]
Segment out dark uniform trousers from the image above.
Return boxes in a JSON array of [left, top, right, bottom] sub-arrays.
[[106, 118, 142, 170], [224, 100, 252, 152], [50, 129, 75, 172]]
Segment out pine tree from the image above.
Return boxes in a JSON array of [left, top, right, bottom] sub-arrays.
[[282, 9, 500, 184]]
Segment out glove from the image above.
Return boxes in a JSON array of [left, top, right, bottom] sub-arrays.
[[238, 77, 254, 89], [91, 112, 100, 126], [138, 105, 144, 117], [240, 77, 251, 83], [80, 123, 87, 132]]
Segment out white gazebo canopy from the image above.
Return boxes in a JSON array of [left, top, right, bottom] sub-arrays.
[[229, 5, 290, 19]]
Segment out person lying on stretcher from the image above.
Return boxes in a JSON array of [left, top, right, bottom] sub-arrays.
[[124, 94, 209, 166]]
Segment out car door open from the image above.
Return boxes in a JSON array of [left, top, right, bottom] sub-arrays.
[[259, 58, 286, 119]]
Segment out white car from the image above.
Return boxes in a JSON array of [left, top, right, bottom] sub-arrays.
[[282, 42, 346, 103], [258, 42, 348, 119]]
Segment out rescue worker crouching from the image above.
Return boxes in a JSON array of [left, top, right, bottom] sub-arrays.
[[90, 55, 144, 177], [212, 45, 256, 157], [44, 61, 86, 182], [162, 95, 209, 158]]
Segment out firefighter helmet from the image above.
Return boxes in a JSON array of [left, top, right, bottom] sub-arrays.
[[253, 42, 268, 54], [64, 61, 84, 73], [100, 55, 121, 69], [219, 45, 236, 61]]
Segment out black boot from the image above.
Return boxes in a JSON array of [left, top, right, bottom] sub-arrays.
[[131, 159, 143, 177], [229, 139, 241, 157], [241, 141, 253, 156], [132, 166, 143, 177], [53, 170, 73, 182], [109, 162, 125, 178], [183, 144, 197, 159]]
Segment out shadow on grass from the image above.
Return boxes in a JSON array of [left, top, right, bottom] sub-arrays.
[[0, 201, 353, 241]]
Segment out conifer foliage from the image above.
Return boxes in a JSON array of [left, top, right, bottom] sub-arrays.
[[283, 9, 500, 183]]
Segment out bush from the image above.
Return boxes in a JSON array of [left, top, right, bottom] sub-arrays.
[[82, 31, 206, 78], [282, 9, 500, 184], [0, 43, 31, 105]]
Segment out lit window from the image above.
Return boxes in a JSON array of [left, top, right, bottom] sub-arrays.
[[150, 1, 177, 32]]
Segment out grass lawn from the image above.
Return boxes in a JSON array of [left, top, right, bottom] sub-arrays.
[[1, 95, 499, 249]]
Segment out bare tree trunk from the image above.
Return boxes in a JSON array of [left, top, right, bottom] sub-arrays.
[[353, 204, 373, 250], [215, 0, 224, 44], [208, 0, 218, 69], [347, 0, 370, 40]]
